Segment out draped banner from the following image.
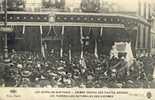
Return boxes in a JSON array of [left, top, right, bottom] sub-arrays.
[[114, 42, 134, 66]]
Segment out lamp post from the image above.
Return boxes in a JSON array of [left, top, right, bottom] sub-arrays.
[[3, 0, 9, 63]]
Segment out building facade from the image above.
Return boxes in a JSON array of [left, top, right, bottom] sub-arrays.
[[0, 0, 154, 57], [151, 11, 155, 55]]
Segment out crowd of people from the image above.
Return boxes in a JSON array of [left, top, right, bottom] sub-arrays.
[[0, 50, 154, 88]]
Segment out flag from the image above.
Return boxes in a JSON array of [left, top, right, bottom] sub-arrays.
[[47, 25, 52, 36], [125, 42, 134, 66], [22, 25, 25, 34], [44, 41, 47, 50], [69, 44, 72, 63], [40, 25, 45, 58], [60, 26, 64, 58], [100, 27, 103, 37], [80, 26, 84, 59], [79, 57, 87, 69], [94, 39, 98, 58]]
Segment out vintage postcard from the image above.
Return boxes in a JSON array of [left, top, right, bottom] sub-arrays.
[[0, 0, 155, 100]]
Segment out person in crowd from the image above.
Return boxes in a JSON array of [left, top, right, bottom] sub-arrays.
[[1, 49, 154, 88], [109, 53, 128, 82]]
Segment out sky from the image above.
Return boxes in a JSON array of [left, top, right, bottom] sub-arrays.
[[111, 0, 154, 11], [112, 0, 139, 11]]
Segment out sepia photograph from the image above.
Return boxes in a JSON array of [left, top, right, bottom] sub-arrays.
[[0, 0, 155, 99]]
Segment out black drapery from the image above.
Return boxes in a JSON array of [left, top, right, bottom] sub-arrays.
[[0, 29, 16, 52], [82, 27, 101, 55], [42, 26, 61, 55], [24, 26, 41, 53], [101, 28, 129, 55], [14, 26, 25, 51], [7, 26, 133, 58], [0, 31, 15, 52], [0, 32, 4, 52], [64, 26, 81, 58]]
